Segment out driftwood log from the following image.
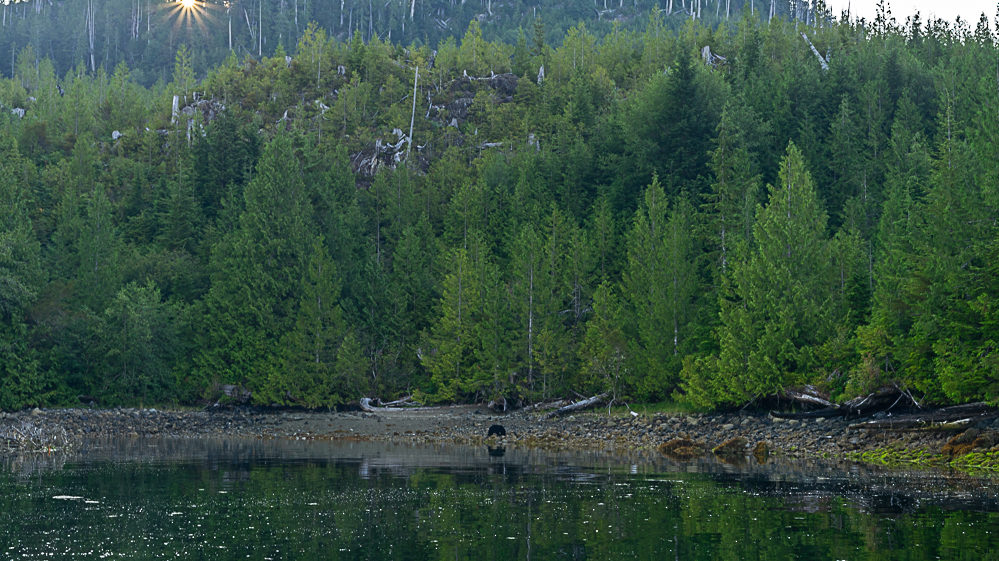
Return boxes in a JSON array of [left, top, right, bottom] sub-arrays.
[[545, 393, 608, 419], [848, 402, 999, 431], [214, 384, 252, 405], [521, 399, 570, 413], [380, 395, 419, 407], [359, 397, 425, 412], [771, 386, 919, 419]]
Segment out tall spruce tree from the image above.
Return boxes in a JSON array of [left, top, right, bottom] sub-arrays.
[[622, 177, 697, 399], [704, 100, 764, 283], [421, 234, 498, 403], [0, 131, 50, 409], [272, 240, 362, 407], [712, 142, 833, 404], [198, 134, 317, 401], [908, 101, 994, 400], [853, 114, 930, 395]]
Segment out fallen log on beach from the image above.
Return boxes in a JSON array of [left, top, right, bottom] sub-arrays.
[[545, 393, 608, 419], [770, 386, 920, 419], [358, 397, 430, 412], [847, 402, 999, 431]]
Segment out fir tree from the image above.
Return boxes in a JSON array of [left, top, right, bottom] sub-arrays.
[[713, 142, 833, 404]]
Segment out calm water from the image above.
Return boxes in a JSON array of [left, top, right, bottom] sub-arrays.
[[2, 438, 999, 560]]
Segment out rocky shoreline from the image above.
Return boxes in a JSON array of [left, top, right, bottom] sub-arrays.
[[4, 405, 999, 470]]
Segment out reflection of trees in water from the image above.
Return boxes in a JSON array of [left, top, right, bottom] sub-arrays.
[[2, 439, 999, 559], [1, 452, 68, 477]]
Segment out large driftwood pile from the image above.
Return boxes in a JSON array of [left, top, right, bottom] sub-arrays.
[[771, 385, 999, 432], [770, 385, 920, 419], [358, 396, 425, 412], [1, 420, 72, 453], [847, 402, 999, 431]]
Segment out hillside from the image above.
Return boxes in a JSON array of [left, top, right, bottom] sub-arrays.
[[0, 6, 997, 410]]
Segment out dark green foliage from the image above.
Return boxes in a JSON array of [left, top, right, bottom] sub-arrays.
[[98, 282, 178, 403], [197, 134, 318, 402], [0, 129, 57, 409]]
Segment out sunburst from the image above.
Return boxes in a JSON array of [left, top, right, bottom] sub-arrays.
[[162, 0, 217, 33]]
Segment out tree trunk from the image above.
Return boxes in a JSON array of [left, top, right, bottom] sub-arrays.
[[406, 66, 418, 162], [545, 393, 608, 419], [847, 403, 998, 431], [360, 397, 430, 412], [801, 33, 829, 71]]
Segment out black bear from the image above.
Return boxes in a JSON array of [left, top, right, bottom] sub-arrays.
[[487, 424, 506, 437]]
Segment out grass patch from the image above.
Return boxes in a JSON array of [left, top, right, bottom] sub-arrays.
[[609, 401, 703, 417]]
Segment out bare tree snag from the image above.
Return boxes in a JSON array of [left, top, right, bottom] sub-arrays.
[[801, 33, 829, 71], [406, 65, 418, 163]]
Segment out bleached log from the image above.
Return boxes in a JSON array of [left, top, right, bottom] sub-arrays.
[[847, 402, 998, 431], [545, 393, 608, 419], [783, 386, 836, 409], [381, 395, 419, 407], [522, 399, 570, 412], [359, 397, 430, 412], [359, 397, 386, 412]]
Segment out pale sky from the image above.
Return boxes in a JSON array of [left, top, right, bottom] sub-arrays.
[[824, 0, 997, 24]]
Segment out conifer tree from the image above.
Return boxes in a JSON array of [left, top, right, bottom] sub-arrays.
[[198, 134, 316, 400], [853, 119, 929, 393], [907, 101, 993, 400], [713, 142, 832, 404], [271, 240, 361, 407], [578, 282, 629, 400], [422, 244, 481, 403], [99, 282, 176, 403], [0, 131, 51, 409], [704, 100, 763, 282], [622, 177, 697, 399]]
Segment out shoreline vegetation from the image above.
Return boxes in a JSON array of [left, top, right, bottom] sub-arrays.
[[1, 3, 997, 440]]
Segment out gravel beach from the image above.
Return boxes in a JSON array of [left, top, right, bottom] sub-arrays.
[[6, 404, 999, 467]]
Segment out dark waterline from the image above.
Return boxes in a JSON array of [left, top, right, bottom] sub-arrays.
[[3, 438, 999, 560]]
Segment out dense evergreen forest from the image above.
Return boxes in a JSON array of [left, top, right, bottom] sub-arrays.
[[1, 0, 808, 85], [1, 0, 997, 411]]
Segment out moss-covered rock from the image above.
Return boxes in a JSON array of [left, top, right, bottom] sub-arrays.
[[658, 438, 706, 460], [712, 436, 749, 459]]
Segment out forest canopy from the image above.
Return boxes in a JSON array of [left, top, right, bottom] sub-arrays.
[[0, 1, 997, 410]]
